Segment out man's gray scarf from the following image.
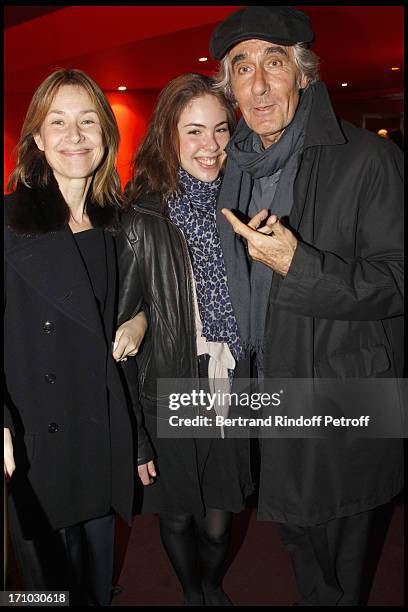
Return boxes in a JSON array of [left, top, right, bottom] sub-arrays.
[[216, 84, 314, 370]]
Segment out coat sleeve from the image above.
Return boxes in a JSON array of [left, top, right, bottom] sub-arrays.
[[272, 145, 404, 321], [115, 222, 145, 325], [120, 358, 155, 465], [115, 218, 155, 465]]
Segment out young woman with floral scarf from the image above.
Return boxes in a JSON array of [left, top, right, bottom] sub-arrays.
[[115, 73, 253, 606]]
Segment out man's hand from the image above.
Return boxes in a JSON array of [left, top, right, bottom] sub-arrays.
[[4, 428, 15, 479], [138, 460, 156, 486], [113, 311, 148, 362], [221, 208, 298, 277]]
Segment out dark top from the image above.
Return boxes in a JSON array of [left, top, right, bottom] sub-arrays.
[[73, 227, 107, 314]]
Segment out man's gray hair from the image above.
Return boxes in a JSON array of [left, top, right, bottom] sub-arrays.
[[213, 42, 320, 103]]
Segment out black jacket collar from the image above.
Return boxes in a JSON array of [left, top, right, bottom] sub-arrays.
[[303, 81, 346, 148], [5, 173, 118, 236], [132, 192, 162, 212]]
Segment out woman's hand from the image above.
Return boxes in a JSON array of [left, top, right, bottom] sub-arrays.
[[138, 460, 156, 486], [4, 428, 15, 480], [113, 311, 148, 362]]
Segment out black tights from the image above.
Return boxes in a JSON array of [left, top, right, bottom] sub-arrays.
[[159, 509, 232, 603]]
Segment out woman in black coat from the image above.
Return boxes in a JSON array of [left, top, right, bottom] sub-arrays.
[[4, 69, 149, 605], [115, 73, 254, 606]]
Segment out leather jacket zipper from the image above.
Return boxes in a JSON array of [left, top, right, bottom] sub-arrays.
[[138, 339, 151, 394], [172, 223, 199, 381]]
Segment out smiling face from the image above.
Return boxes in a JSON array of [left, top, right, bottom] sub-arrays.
[[177, 94, 230, 182], [229, 39, 308, 148], [33, 84, 105, 189]]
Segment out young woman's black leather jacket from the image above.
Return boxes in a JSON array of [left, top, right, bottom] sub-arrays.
[[115, 194, 199, 461]]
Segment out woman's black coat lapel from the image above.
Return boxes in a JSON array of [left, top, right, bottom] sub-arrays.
[[5, 177, 118, 344]]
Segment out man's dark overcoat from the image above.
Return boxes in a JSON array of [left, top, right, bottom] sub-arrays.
[[218, 83, 404, 525], [4, 180, 136, 536]]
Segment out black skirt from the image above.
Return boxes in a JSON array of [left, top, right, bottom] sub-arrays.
[[135, 356, 254, 516]]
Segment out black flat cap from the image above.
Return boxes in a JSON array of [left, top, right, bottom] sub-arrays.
[[209, 6, 314, 60]]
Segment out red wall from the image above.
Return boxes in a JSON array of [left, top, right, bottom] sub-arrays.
[[4, 89, 159, 193], [106, 90, 159, 188]]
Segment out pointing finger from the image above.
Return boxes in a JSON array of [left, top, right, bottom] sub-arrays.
[[221, 209, 256, 241]]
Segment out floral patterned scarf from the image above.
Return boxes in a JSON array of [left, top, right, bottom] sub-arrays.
[[166, 168, 245, 362]]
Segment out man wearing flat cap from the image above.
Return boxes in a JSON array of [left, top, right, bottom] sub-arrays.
[[210, 6, 403, 606]]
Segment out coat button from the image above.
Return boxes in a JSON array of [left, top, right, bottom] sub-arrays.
[[48, 422, 59, 433], [43, 321, 55, 334], [44, 373, 56, 384]]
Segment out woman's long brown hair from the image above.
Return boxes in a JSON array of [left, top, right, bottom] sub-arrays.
[[125, 73, 237, 206], [8, 68, 122, 208]]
